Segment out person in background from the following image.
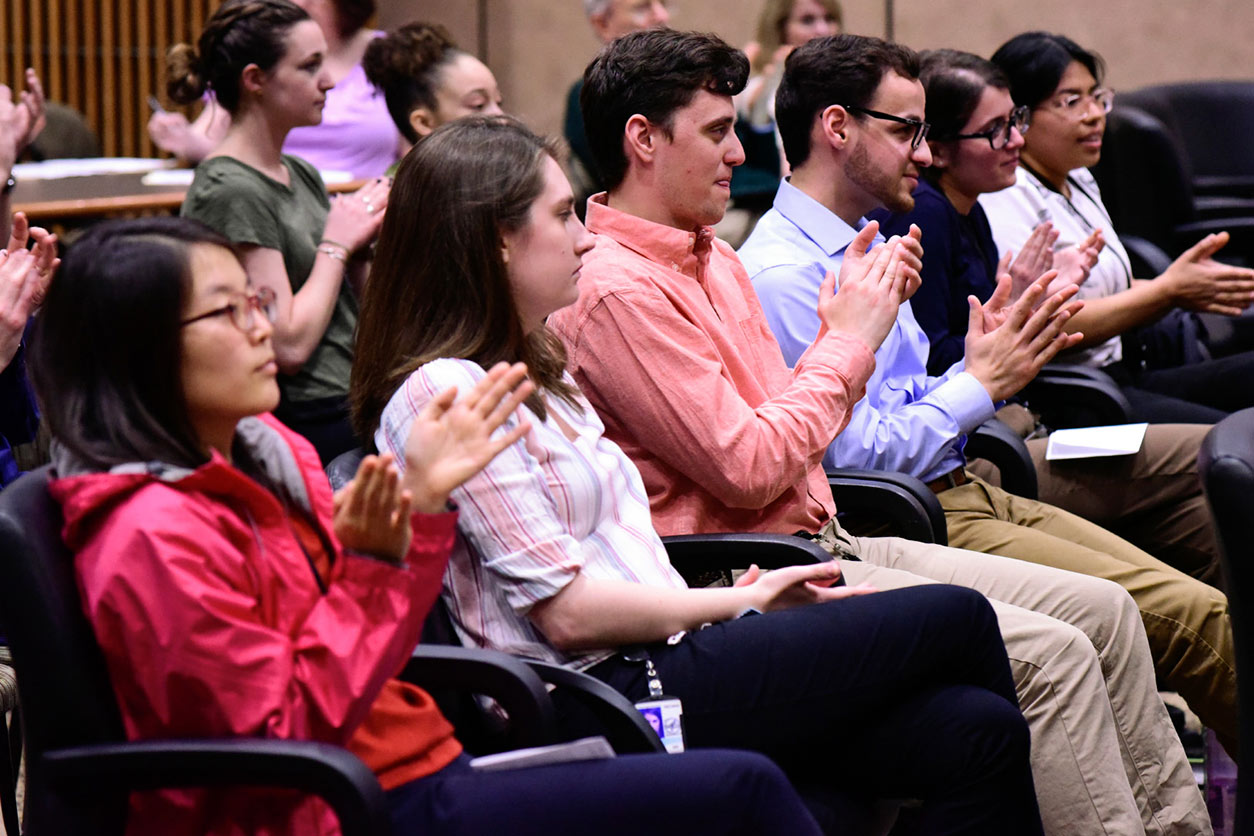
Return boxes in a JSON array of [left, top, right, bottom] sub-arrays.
[[174, 0, 390, 463], [982, 31, 1254, 423], [738, 0, 842, 173], [29, 214, 829, 836], [352, 113, 1044, 835], [149, 0, 402, 179], [362, 21, 502, 172]]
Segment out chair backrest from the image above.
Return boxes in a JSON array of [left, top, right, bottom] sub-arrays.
[[1122, 81, 1254, 188], [1197, 408, 1254, 836], [0, 466, 131, 830], [1091, 105, 1197, 250]]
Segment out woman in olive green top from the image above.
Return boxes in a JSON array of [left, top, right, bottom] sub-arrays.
[[172, 0, 388, 462]]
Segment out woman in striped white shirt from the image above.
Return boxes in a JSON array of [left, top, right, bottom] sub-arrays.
[[350, 114, 1045, 834]]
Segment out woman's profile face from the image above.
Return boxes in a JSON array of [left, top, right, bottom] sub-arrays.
[[257, 19, 334, 129], [499, 155, 595, 333], [782, 0, 840, 47], [936, 84, 1025, 201], [179, 245, 280, 443], [433, 53, 504, 124], [1020, 60, 1106, 181]]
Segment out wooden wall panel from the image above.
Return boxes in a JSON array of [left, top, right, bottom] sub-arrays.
[[2, 0, 216, 158]]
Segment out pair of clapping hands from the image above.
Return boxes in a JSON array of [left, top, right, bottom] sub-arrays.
[[331, 362, 533, 564], [0, 212, 58, 370], [817, 220, 1096, 404]]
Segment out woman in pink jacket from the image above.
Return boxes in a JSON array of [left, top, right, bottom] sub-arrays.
[[26, 215, 827, 835]]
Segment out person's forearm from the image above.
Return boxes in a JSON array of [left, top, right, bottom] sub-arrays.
[[528, 572, 755, 651], [1062, 280, 1170, 348], [273, 253, 346, 372], [0, 190, 11, 244]]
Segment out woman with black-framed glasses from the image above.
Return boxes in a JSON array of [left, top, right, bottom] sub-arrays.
[[981, 30, 1254, 424]]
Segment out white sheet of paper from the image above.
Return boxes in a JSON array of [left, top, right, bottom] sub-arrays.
[[14, 158, 177, 180], [1045, 423, 1149, 460]]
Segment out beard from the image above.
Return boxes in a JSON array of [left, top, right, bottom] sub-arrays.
[[846, 141, 916, 213]]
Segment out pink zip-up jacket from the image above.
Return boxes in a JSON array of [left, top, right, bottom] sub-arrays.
[[50, 414, 461, 836]]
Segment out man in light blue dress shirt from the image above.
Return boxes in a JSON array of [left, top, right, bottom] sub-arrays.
[[738, 33, 1226, 836]]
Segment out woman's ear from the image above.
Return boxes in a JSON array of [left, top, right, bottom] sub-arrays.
[[408, 107, 437, 138], [928, 141, 951, 170], [240, 63, 267, 97]]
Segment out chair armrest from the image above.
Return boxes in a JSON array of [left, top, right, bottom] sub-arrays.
[[1020, 365, 1134, 428], [403, 646, 556, 750], [1120, 235, 1174, 276], [523, 660, 666, 755], [40, 739, 390, 836], [826, 469, 947, 546], [964, 419, 1038, 500], [660, 533, 829, 583]]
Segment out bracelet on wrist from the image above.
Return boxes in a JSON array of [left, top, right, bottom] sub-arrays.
[[317, 243, 348, 263]]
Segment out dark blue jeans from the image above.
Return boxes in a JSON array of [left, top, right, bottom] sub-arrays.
[[387, 749, 823, 835], [586, 584, 1043, 836]]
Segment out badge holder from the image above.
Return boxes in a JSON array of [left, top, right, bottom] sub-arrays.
[[624, 649, 685, 753]]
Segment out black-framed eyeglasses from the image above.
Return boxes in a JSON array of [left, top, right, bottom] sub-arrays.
[[180, 287, 278, 332], [947, 106, 1031, 150], [843, 104, 931, 150]]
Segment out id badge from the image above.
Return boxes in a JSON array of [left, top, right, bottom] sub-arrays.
[[635, 696, 685, 753]]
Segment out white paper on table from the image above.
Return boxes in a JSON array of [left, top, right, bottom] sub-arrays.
[[14, 158, 177, 179], [1045, 423, 1149, 460], [140, 168, 353, 187]]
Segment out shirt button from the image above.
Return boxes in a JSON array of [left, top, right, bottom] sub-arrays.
[[671, 262, 679, 270]]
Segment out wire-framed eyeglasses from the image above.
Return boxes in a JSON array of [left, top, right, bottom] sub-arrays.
[[180, 287, 278, 332]]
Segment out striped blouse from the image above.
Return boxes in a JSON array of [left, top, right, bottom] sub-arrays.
[[375, 357, 690, 671]]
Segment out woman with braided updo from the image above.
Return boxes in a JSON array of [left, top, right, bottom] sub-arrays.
[[171, 0, 389, 462], [362, 21, 502, 156]]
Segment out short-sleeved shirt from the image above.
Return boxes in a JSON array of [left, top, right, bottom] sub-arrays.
[[181, 154, 357, 404]]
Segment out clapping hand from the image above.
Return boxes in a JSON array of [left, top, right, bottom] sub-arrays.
[[734, 562, 877, 611], [402, 362, 535, 514]]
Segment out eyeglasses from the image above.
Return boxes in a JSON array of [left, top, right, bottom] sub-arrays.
[[1041, 88, 1114, 117], [947, 106, 1031, 150], [843, 104, 931, 150], [180, 287, 278, 332]]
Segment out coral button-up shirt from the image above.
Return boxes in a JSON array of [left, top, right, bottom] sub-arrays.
[[548, 194, 876, 537]]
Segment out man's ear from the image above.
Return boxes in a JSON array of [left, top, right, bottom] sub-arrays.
[[817, 103, 853, 151], [623, 113, 659, 166], [240, 63, 267, 97], [408, 107, 437, 138]]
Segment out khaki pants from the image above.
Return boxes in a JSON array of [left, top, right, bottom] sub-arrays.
[[817, 523, 1211, 836], [968, 422, 1222, 588]]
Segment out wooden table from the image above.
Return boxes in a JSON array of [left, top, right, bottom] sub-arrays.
[[12, 171, 365, 223]]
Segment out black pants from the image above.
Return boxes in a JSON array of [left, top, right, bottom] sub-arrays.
[[387, 749, 823, 835], [586, 584, 1043, 836], [1104, 352, 1254, 423]]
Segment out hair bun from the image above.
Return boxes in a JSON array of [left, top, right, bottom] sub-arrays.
[[166, 43, 207, 105]]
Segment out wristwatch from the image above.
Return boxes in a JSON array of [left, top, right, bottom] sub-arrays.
[[2, 174, 14, 195]]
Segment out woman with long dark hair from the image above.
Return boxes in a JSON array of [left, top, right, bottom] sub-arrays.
[[28, 214, 829, 836], [352, 114, 1047, 835]]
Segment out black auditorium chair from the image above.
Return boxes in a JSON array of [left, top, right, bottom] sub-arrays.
[[0, 466, 651, 836], [1197, 407, 1254, 836]]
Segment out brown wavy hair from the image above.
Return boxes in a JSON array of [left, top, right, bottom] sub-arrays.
[[351, 116, 580, 440]]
